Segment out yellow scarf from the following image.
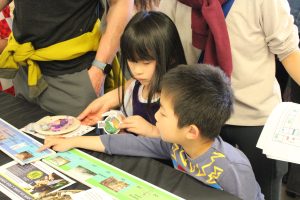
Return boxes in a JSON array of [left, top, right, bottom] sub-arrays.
[[0, 19, 123, 97]]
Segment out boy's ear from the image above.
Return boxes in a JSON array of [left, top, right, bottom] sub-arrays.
[[185, 124, 200, 140]]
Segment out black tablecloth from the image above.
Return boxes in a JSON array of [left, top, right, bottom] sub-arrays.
[[0, 92, 238, 200]]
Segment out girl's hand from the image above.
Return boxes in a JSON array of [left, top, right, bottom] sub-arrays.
[[119, 115, 160, 137], [38, 137, 75, 152], [77, 97, 110, 126]]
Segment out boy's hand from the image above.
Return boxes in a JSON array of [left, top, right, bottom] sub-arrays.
[[119, 115, 159, 137], [38, 137, 75, 152]]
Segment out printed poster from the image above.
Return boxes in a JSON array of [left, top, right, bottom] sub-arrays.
[[0, 161, 75, 200], [0, 118, 55, 165], [43, 149, 183, 200]]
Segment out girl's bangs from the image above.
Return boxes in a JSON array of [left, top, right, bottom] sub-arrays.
[[121, 29, 156, 62]]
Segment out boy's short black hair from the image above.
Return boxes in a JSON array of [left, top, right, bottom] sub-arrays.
[[161, 64, 234, 139]]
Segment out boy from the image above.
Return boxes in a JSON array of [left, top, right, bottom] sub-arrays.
[[39, 64, 264, 200]]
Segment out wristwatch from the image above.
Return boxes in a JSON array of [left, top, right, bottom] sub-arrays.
[[92, 59, 112, 74]]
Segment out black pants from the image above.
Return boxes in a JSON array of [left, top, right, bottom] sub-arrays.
[[221, 125, 288, 200]]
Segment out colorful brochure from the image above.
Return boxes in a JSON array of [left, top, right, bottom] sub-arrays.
[[0, 161, 75, 200], [0, 118, 55, 165], [43, 149, 183, 200]]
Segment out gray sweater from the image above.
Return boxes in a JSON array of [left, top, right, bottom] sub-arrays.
[[100, 134, 264, 200]]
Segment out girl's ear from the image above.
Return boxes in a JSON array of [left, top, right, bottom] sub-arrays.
[[185, 124, 200, 140]]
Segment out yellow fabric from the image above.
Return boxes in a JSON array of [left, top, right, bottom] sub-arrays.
[[105, 56, 125, 93], [0, 19, 123, 97]]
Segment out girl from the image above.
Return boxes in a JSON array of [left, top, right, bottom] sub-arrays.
[[77, 11, 186, 137]]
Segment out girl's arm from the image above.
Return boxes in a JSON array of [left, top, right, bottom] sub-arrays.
[[78, 79, 134, 125], [119, 115, 160, 138]]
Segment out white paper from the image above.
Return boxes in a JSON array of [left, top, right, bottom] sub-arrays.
[[257, 102, 300, 164], [71, 188, 115, 200]]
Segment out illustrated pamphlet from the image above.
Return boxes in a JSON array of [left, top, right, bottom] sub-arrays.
[[0, 118, 55, 165], [0, 161, 75, 200], [43, 149, 183, 200], [257, 102, 300, 164]]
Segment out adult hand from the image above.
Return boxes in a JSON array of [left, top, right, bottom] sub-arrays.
[[77, 97, 110, 126], [119, 115, 159, 137], [88, 66, 105, 96], [37, 137, 74, 152]]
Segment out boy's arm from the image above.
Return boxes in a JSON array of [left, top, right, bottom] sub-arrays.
[[38, 136, 105, 153], [218, 164, 263, 200], [100, 134, 172, 159], [38, 134, 172, 160]]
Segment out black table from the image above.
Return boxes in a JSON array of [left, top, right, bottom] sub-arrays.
[[0, 92, 239, 200]]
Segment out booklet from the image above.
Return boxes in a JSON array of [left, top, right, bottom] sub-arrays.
[[0, 118, 55, 165], [257, 102, 300, 164], [0, 161, 75, 200], [43, 149, 183, 200]]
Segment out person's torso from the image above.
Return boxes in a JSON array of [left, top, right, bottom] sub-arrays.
[[13, 0, 100, 76], [170, 137, 263, 199], [159, 0, 298, 125], [132, 81, 160, 125], [122, 80, 160, 125]]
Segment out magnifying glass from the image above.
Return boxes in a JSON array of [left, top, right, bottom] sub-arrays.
[[97, 110, 124, 134]]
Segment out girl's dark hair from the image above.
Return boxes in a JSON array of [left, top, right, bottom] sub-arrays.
[[119, 11, 186, 115]]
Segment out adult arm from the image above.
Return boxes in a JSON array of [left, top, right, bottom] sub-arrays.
[[0, 0, 11, 11], [282, 50, 300, 85], [88, 0, 134, 96], [262, 0, 300, 85], [0, 39, 7, 53]]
